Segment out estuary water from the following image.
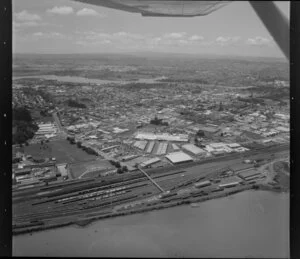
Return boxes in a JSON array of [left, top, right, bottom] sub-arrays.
[[13, 190, 289, 258], [13, 75, 167, 85]]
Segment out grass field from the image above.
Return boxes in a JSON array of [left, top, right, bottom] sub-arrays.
[[24, 139, 97, 164]]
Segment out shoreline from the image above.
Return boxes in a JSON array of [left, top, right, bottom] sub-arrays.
[[12, 183, 288, 236]]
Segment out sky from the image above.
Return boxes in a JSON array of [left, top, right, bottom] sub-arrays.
[[13, 1, 290, 58]]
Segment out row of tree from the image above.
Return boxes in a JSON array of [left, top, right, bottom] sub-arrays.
[[66, 136, 98, 155], [109, 160, 128, 174]]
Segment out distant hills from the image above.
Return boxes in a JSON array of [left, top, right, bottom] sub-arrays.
[[13, 52, 287, 64]]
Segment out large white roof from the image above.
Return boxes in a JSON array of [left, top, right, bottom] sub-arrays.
[[182, 144, 206, 155], [165, 152, 193, 164], [135, 132, 188, 142]]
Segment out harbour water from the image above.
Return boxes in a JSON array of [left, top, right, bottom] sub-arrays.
[[13, 190, 289, 258], [13, 75, 167, 85]]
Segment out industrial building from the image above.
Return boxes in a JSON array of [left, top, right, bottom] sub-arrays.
[[146, 141, 155, 153], [238, 169, 262, 180], [156, 142, 168, 155], [140, 157, 161, 168], [133, 140, 148, 150], [218, 176, 242, 188], [172, 144, 180, 151], [182, 144, 207, 156], [165, 151, 193, 164], [194, 180, 211, 188], [135, 132, 189, 142]]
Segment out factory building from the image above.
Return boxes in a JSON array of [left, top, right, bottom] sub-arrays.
[[156, 142, 168, 155], [135, 132, 189, 142], [182, 144, 207, 156], [133, 140, 148, 150], [172, 144, 180, 151], [194, 180, 211, 188], [140, 157, 161, 168], [165, 151, 193, 164], [146, 141, 155, 153]]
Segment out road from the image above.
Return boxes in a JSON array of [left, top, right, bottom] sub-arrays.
[[52, 112, 67, 137]]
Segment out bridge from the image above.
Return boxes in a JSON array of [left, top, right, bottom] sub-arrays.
[[137, 167, 165, 193]]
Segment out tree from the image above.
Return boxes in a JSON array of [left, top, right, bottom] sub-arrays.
[[196, 130, 205, 137], [117, 168, 124, 174], [77, 141, 82, 148], [115, 162, 121, 168], [13, 107, 32, 122], [194, 137, 198, 145], [122, 166, 128, 172]]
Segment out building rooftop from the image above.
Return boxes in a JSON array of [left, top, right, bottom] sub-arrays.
[[165, 151, 193, 164], [182, 144, 206, 155], [140, 157, 161, 167]]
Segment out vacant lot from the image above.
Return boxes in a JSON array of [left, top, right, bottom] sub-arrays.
[[24, 139, 97, 164]]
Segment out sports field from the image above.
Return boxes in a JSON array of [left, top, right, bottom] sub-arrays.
[[70, 159, 114, 179], [24, 139, 97, 164]]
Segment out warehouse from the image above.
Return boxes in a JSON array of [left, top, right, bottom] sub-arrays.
[[146, 141, 155, 153], [194, 180, 211, 188], [218, 176, 242, 188], [140, 157, 161, 168], [182, 144, 206, 156], [165, 152, 193, 164], [238, 169, 261, 180], [156, 142, 168, 155], [133, 140, 148, 150], [172, 144, 180, 151], [219, 182, 240, 188], [135, 132, 189, 142]]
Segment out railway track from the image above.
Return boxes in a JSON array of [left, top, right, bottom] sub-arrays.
[[13, 144, 289, 229]]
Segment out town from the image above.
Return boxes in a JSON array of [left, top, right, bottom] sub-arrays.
[[12, 54, 290, 234]]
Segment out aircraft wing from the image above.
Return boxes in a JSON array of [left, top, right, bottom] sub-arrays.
[[73, 0, 232, 17]]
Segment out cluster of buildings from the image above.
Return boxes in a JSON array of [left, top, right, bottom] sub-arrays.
[[31, 123, 59, 143], [13, 162, 69, 188], [12, 69, 290, 183], [12, 86, 52, 110]]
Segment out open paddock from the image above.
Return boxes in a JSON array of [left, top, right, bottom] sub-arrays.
[[24, 140, 97, 164]]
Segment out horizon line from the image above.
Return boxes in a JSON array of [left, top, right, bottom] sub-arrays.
[[13, 52, 287, 60]]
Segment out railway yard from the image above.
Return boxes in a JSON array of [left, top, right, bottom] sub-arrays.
[[13, 143, 289, 235]]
